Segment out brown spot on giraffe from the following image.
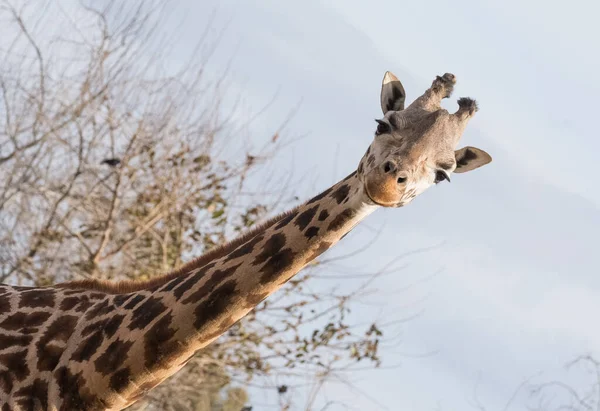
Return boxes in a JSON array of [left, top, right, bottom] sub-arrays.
[[318, 209, 329, 221], [294, 205, 319, 231], [328, 208, 357, 232], [0, 311, 51, 333], [367, 154, 376, 166], [62, 289, 86, 296], [88, 292, 106, 300], [55, 366, 105, 410], [0, 295, 10, 315], [129, 297, 166, 330], [259, 248, 297, 284], [109, 368, 132, 392], [253, 233, 286, 266], [112, 293, 130, 307], [82, 314, 125, 339], [0, 372, 13, 396], [94, 338, 134, 375], [171, 262, 217, 300], [181, 263, 242, 305], [304, 226, 320, 239], [14, 379, 48, 410], [0, 350, 29, 381], [330, 184, 350, 204], [227, 233, 265, 260], [60, 294, 94, 312], [306, 186, 333, 205], [71, 330, 105, 363], [104, 314, 126, 338], [36, 315, 78, 371], [19, 289, 55, 308], [123, 294, 145, 310], [143, 312, 179, 368], [193, 279, 237, 331], [84, 298, 112, 320], [274, 210, 299, 229], [0, 334, 32, 351]]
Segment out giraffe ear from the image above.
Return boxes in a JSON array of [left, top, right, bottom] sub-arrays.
[[380, 71, 406, 114], [454, 146, 492, 173]]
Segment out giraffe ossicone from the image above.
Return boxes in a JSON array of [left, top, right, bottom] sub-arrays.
[[0, 71, 491, 410]]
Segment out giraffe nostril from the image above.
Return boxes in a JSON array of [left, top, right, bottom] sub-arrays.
[[383, 161, 396, 174], [397, 176, 406, 184]]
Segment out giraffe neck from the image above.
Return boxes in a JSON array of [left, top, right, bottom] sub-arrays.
[[177, 170, 378, 342], [108, 170, 377, 407], [0, 171, 379, 410]]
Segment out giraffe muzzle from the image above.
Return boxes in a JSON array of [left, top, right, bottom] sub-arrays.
[[364, 166, 404, 207]]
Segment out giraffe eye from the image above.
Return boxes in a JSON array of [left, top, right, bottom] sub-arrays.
[[434, 170, 450, 184]]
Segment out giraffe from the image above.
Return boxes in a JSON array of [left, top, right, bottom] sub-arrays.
[[0, 71, 491, 410]]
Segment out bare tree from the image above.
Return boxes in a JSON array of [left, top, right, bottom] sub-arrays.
[[524, 355, 600, 411], [468, 355, 600, 411], [0, 1, 402, 409]]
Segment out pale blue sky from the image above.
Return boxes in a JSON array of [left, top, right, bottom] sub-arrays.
[[161, 0, 600, 410]]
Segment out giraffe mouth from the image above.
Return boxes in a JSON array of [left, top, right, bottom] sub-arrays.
[[363, 184, 401, 208]]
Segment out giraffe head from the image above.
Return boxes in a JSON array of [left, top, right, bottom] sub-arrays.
[[358, 71, 492, 207]]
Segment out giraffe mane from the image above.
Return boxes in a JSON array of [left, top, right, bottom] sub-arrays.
[[56, 207, 300, 294]]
